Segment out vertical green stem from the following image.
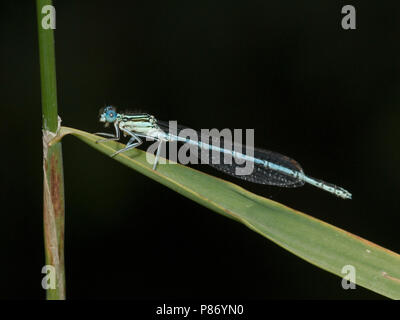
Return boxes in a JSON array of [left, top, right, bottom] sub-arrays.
[[36, 0, 66, 299]]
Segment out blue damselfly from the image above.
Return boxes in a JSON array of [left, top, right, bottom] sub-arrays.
[[95, 106, 352, 199]]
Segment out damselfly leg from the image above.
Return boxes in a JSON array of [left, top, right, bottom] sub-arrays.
[[94, 122, 120, 143], [153, 140, 163, 170], [110, 128, 143, 157], [125, 132, 163, 169]]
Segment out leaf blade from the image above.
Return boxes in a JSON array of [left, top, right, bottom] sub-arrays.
[[57, 126, 400, 299]]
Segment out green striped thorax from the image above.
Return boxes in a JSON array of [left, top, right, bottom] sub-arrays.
[[98, 106, 159, 133]]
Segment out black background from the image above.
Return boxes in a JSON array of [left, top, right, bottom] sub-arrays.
[[1, 1, 399, 299]]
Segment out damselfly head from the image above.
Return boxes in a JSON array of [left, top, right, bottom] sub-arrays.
[[99, 106, 118, 124]]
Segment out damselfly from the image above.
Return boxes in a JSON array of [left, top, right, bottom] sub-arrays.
[[95, 106, 352, 199]]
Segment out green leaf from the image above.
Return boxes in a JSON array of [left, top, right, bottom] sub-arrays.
[[54, 126, 400, 299]]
